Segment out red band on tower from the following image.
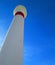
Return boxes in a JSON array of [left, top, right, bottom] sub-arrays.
[[15, 12, 24, 18]]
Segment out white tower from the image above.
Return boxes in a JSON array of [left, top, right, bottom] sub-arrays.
[[0, 5, 27, 65]]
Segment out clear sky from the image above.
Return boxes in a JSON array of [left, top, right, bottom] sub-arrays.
[[0, 0, 55, 65]]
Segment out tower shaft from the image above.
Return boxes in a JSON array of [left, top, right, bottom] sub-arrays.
[[0, 15, 24, 65]]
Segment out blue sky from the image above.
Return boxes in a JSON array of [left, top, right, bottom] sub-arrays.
[[0, 0, 55, 65]]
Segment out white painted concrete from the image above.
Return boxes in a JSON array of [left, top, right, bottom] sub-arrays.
[[0, 15, 24, 65]]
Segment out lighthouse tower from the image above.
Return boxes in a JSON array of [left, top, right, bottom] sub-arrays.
[[0, 5, 27, 65]]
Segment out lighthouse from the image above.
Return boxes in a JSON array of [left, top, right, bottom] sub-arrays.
[[0, 5, 27, 65]]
